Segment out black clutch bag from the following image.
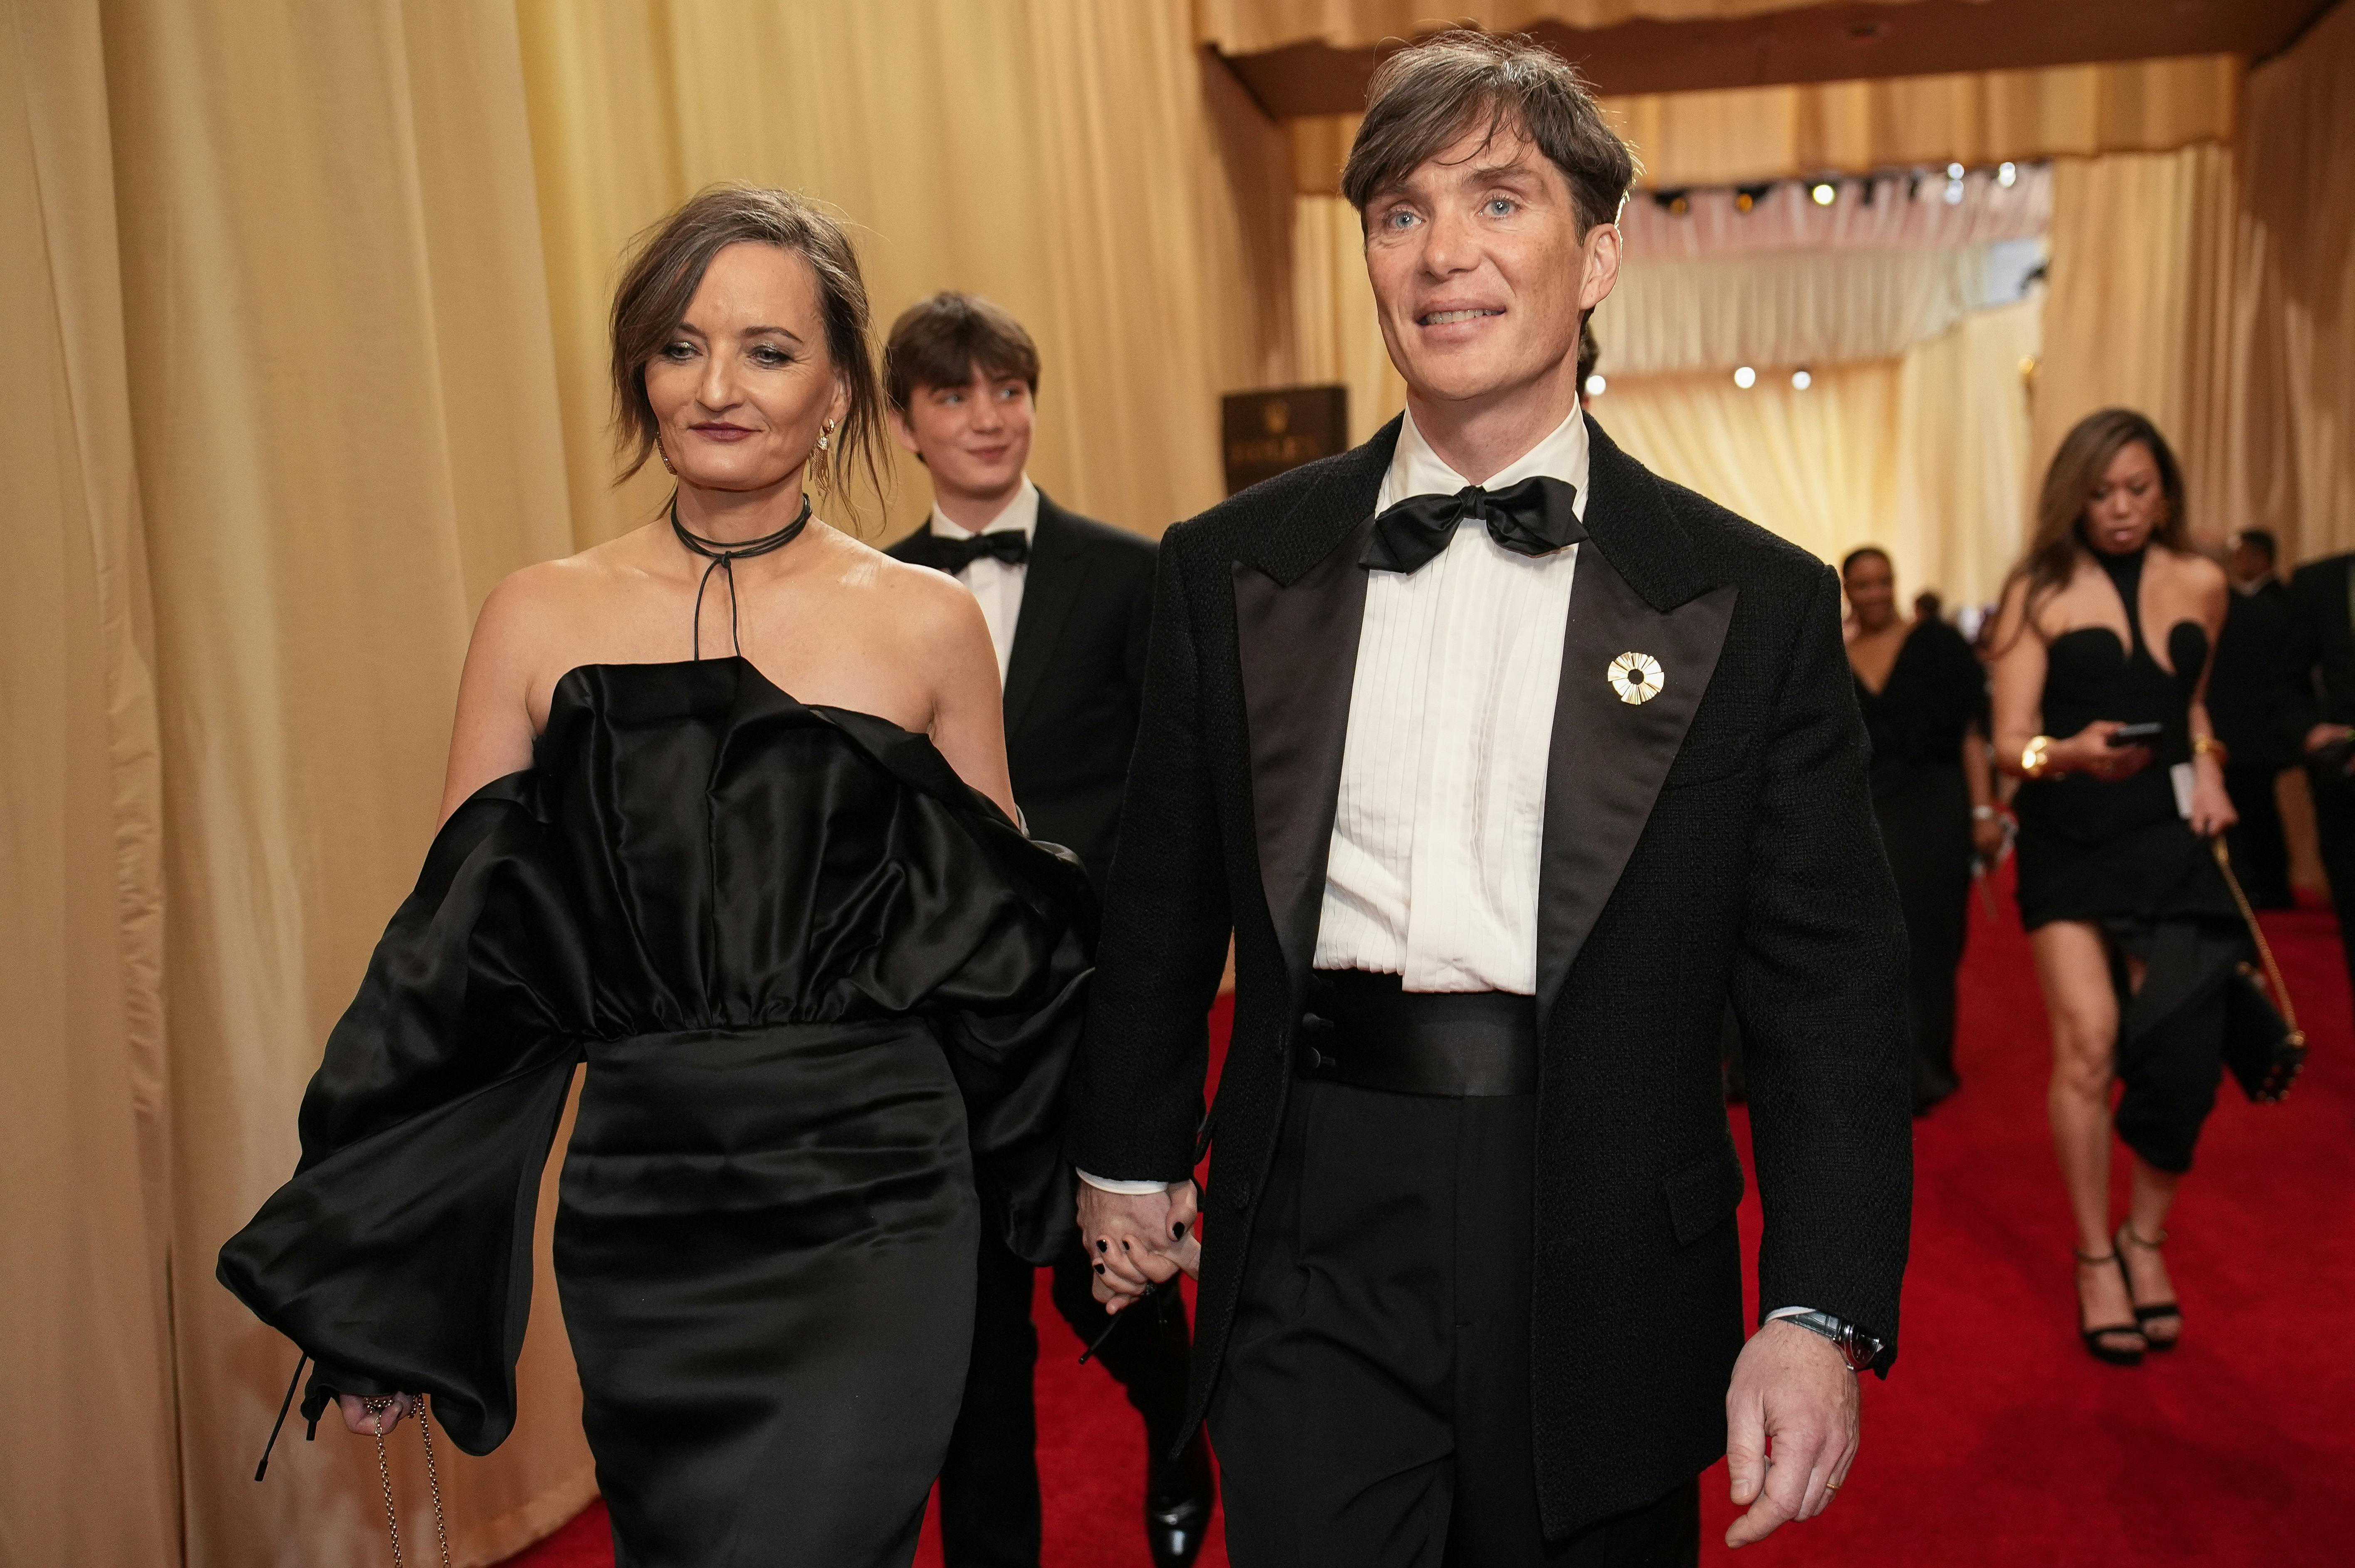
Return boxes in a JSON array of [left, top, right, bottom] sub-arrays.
[[2212, 839, 2308, 1103]]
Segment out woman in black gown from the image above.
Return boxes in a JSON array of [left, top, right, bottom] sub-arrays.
[[1986, 409, 2237, 1368], [1841, 547, 2001, 1113], [218, 186, 1092, 1566]]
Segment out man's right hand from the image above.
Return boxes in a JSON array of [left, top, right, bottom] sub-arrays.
[[1076, 1180, 1201, 1311], [2305, 722, 2352, 756]]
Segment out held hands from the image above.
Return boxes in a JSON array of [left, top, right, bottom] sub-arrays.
[[1077, 1180, 1201, 1311], [1723, 1321, 1861, 1548]]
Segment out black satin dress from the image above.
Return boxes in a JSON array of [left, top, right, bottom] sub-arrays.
[[218, 658, 1093, 1567], [1855, 620, 1987, 1108], [2014, 549, 2241, 1171]]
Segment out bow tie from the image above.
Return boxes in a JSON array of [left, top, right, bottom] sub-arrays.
[[1361, 475, 1584, 574], [931, 529, 1030, 573]]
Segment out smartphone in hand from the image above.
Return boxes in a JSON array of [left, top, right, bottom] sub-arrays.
[[2107, 722, 2163, 747]]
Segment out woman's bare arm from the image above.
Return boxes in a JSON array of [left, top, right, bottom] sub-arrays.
[[1986, 579, 2049, 777], [907, 574, 1018, 822], [438, 569, 552, 825], [2183, 553, 2237, 835]]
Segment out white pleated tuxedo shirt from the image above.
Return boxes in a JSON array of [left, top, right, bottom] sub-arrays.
[[1310, 407, 1589, 994], [928, 477, 1039, 681], [1079, 410, 1585, 1200]]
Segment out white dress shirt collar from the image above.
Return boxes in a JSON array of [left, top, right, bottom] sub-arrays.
[[928, 476, 1039, 541], [1378, 405, 1591, 516]]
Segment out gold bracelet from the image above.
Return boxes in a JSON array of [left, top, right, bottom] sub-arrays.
[[2021, 735, 2054, 778], [2192, 734, 2228, 765]]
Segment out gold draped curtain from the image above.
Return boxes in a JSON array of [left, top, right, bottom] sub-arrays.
[[1288, 53, 2242, 193], [1592, 301, 2041, 608], [3, 2, 1288, 1564], [1197, 0, 1928, 55]]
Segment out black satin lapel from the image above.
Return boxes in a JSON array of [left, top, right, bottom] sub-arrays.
[[1001, 501, 1083, 733], [1535, 549, 1737, 1020], [1235, 517, 1376, 987]]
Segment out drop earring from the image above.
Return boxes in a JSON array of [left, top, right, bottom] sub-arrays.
[[657, 437, 676, 475]]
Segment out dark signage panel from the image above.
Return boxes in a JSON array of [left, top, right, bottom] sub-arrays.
[[1222, 385, 1349, 496]]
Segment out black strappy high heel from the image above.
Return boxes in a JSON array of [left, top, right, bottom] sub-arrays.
[[2117, 1224, 2182, 1351], [2075, 1248, 2147, 1365]]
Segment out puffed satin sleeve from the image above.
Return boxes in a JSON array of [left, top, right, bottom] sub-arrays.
[[215, 773, 587, 1456], [829, 712, 1097, 1268]]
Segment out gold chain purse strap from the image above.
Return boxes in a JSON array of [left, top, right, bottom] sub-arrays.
[[362, 1397, 451, 1568], [2210, 838, 2304, 1041]]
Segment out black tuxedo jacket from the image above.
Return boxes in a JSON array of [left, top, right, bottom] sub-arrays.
[[2284, 554, 2355, 739], [1071, 415, 1912, 1538], [888, 491, 1155, 888]]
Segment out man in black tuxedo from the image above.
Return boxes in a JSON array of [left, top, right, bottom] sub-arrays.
[[1072, 32, 1911, 1566], [881, 292, 1212, 1568], [2283, 547, 2355, 990], [2212, 529, 2296, 906]]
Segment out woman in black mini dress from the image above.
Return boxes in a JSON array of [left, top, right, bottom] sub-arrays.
[[1841, 547, 2001, 1113], [219, 187, 1091, 1567], [1986, 409, 2237, 1368]]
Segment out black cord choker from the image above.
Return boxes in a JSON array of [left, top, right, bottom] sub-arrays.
[[670, 493, 811, 660]]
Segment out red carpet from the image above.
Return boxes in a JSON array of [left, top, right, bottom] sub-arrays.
[[505, 869, 2350, 1567]]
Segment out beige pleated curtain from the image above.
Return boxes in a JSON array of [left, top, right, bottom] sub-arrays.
[[3, 2, 1289, 1565], [11, 1, 2355, 1564]]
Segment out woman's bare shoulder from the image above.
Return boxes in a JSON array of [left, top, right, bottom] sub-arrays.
[[2159, 545, 2228, 597], [818, 526, 988, 650], [477, 529, 658, 630]]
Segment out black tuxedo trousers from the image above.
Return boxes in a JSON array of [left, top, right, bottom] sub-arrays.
[[1072, 416, 1913, 1544], [1213, 1078, 1699, 1567]]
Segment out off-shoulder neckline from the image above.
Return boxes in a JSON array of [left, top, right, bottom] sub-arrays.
[[534, 658, 1017, 831], [546, 657, 921, 741]]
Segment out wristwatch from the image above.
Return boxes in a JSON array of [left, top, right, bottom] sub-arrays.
[[1777, 1310, 1885, 1374]]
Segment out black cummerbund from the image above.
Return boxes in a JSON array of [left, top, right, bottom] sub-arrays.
[[1295, 969, 1539, 1098]]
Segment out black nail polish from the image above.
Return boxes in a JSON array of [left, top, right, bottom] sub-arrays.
[[1093, 1263, 1105, 1274], [1121, 1240, 1130, 1250], [1172, 1222, 1188, 1240], [1096, 1239, 1107, 1252]]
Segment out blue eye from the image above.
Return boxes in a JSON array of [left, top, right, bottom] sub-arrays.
[[1485, 198, 1517, 217], [1383, 209, 1418, 231]]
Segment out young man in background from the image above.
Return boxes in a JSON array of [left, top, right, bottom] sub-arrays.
[[884, 292, 1212, 1568]]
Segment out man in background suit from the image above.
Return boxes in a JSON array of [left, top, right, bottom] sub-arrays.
[[883, 292, 1212, 1568], [2212, 529, 2296, 906], [2283, 546, 2355, 992]]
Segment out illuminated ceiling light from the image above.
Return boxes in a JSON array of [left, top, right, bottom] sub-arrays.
[[1734, 182, 1771, 214], [1947, 162, 1966, 180], [1810, 181, 1837, 206], [1654, 188, 1692, 216], [1584, 373, 1606, 397], [1734, 366, 1757, 389], [1998, 161, 2019, 187], [1944, 178, 1966, 206], [1791, 368, 1813, 390]]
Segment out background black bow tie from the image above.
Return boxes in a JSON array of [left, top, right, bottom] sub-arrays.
[[1361, 474, 1584, 574], [930, 529, 1030, 573]]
